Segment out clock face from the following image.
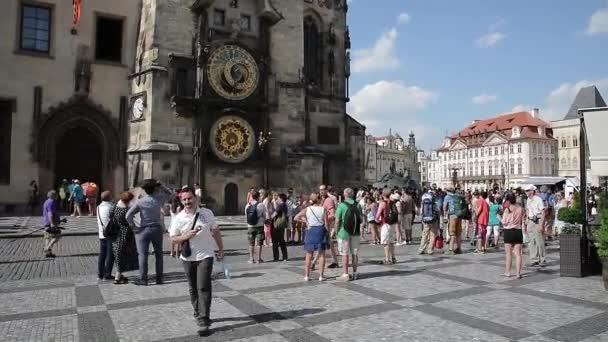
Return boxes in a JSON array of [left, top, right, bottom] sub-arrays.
[[132, 97, 144, 119], [207, 45, 259, 101], [209, 115, 255, 163]]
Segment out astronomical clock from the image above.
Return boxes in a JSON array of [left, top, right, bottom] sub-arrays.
[[205, 44, 260, 164], [206, 44, 259, 101]]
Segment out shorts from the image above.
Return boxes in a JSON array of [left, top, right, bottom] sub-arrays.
[[503, 229, 523, 244], [476, 224, 487, 239], [247, 226, 265, 245], [303, 226, 328, 252], [337, 236, 360, 256], [380, 223, 395, 245], [448, 217, 462, 237]]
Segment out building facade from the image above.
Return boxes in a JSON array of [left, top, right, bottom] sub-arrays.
[[364, 131, 420, 185], [417, 149, 430, 187], [551, 85, 606, 186], [432, 110, 558, 190], [0, 0, 139, 211], [128, 0, 363, 214], [0, 0, 364, 214]]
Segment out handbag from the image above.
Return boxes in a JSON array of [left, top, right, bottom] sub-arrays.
[[181, 213, 199, 258]]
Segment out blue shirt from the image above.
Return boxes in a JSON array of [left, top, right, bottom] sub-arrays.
[[43, 199, 60, 226], [71, 185, 84, 202], [126, 187, 173, 230], [444, 193, 455, 215], [489, 203, 501, 226]]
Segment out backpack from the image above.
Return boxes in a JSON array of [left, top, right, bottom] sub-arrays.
[[246, 203, 259, 226], [274, 213, 288, 230], [452, 194, 465, 218], [421, 196, 437, 223], [386, 201, 399, 225], [343, 202, 360, 235]]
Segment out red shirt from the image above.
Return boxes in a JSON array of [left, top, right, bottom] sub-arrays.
[[477, 200, 490, 226]]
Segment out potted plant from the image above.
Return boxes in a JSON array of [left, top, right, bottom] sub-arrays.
[[592, 194, 608, 289], [558, 193, 586, 277]]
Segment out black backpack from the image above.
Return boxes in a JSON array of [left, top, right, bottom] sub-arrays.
[[246, 203, 259, 226], [386, 201, 399, 225], [343, 202, 360, 235]]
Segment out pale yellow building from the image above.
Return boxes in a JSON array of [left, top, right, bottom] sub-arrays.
[[0, 0, 139, 211]]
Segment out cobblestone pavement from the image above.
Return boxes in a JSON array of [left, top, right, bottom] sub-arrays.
[[0, 226, 607, 341], [0, 215, 248, 238]]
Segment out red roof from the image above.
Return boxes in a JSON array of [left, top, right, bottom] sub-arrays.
[[454, 111, 551, 138]]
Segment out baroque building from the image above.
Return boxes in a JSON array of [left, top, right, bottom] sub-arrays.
[[128, 0, 363, 214], [551, 85, 606, 186], [364, 131, 420, 185], [0, 0, 139, 211], [432, 110, 558, 190]]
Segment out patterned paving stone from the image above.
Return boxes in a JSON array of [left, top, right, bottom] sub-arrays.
[[219, 268, 305, 291], [310, 308, 511, 342], [99, 281, 189, 304], [437, 290, 604, 334], [0, 314, 79, 342], [229, 334, 290, 342], [431, 262, 523, 283], [542, 312, 608, 342], [355, 272, 474, 299], [264, 319, 304, 332], [520, 276, 608, 304], [519, 336, 561, 342], [0, 287, 76, 316], [78, 311, 119, 342]]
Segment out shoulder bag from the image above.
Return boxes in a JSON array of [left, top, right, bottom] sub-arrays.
[[181, 213, 199, 258]]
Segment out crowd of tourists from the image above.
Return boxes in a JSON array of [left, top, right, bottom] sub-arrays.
[[38, 177, 601, 337]]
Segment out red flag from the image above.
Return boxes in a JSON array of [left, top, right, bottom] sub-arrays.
[[73, 0, 81, 30]]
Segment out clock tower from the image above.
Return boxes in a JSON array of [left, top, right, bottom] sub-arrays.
[[128, 0, 364, 214]]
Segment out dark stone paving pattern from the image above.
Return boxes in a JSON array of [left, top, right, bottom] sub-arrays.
[[0, 228, 606, 342]]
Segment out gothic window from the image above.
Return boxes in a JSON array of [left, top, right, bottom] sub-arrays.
[[213, 9, 226, 26], [304, 16, 323, 87], [572, 136, 579, 147], [20, 4, 51, 53]]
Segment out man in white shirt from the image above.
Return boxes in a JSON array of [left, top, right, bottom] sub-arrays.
[[524, 185, 546, 266], [169, 187, 224, 337], [97, 191, 114, 280], [245, 190, 266, 263]]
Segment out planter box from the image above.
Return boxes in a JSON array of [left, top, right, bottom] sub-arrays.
[[560, 234, 586, 277], [560, 234, 602, 277]]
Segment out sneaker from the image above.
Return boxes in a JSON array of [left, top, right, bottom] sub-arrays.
[[282, 259, 288, 263], [337, 274, 350, 282], [303, 276, 310, 282], [327, 263, 339, 269], [197, 325, 210, 337], [473, 250, 482, 254], [248, 259, 255, 264], [318, 276, 326, 282]]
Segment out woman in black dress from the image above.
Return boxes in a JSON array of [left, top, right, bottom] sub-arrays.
[[112, 191, 138, 284]]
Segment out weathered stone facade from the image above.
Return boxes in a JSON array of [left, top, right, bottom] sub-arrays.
[[128, 0, 364, 214]]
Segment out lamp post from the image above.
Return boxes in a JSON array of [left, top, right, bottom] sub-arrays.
[[258, 130, 274, 188]]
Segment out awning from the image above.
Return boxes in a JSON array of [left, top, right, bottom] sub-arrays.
[[518, 177, 567, 186]]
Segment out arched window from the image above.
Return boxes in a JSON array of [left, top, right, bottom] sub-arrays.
[[572, 136, 579, 147], [304, 15, 323, 87]]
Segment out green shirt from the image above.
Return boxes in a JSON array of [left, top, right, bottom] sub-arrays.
[[336, 198, 361, 240]]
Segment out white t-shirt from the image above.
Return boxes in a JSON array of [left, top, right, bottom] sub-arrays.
[[169, 208, 218, 262]]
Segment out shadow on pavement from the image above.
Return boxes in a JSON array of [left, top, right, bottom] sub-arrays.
[[209, 308, 325, 334]]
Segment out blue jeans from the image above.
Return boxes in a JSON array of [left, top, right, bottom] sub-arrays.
[[98, 238, 114, 278], [135, 227, 164, 281]]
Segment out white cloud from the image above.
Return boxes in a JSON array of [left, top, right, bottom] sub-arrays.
[[586, 8, 608, 35], [351, 28, 400, 73], [348, 80, 438, 148], [476, 31, 506, 48], [541, 78, 608, 120], [472, 94, 498, 105], [398, 12, 411, 25], [511, 104, 532, 113]]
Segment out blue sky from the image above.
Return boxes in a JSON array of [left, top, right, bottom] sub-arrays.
[[345, 0, 608, 151]]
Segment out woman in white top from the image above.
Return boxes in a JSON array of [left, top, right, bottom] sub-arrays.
[[294, 192, 329, 282], [169, 187, 224, 337]]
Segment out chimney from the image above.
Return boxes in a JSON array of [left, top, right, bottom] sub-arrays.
[[531, 108, 539, 118]]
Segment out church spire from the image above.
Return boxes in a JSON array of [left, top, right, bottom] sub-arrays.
[[408, 130, 415, 148]]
